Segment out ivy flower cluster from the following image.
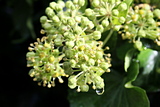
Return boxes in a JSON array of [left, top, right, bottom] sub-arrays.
[[26, 0, 128, 94], [119, 3, 160, 50]]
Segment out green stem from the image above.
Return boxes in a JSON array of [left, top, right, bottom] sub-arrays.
[[103, 29, 114, 47]]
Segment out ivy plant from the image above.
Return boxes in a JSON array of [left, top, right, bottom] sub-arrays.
[[26, 0, 160, 106]]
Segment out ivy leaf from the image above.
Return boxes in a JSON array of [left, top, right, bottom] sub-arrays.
[[137, 49, 158, 74], [68, 61, 149, 107], [124, 49, 136, 72]]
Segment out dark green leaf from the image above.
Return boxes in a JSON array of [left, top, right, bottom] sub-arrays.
[[68, 61, 149, 107]]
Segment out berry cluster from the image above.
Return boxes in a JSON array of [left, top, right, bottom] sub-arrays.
[[119, 4, 160, 50]]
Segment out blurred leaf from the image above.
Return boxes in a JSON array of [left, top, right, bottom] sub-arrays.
[[68, 61, 149, 107]]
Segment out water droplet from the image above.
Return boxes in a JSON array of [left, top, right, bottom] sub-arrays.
[[96, 88, 104, 95]]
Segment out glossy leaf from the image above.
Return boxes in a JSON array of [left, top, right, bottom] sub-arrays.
[[68, 61, 149, 107], [137, 49, 158, 74], [124, 49, 136, 72]]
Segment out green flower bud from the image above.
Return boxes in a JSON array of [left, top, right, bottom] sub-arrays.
[[55, 4, 63, 11], [108, 0, 115, 4], [64, 32, 75, 40], [138, 29, 146, 37], [26, 52, 35, 57], [78, 0, 85, 7], [118, 2, 127, 11], [80, 84, 89, 92], [134, 41, 142, 50], [81, 17, 90, 25], [65, 49, 75, 58], [112, 9, 119, 16], [100, 62, 109, 70], [94, 76, 104, 89], [147, 18, 155, 25], [57, 0, 65, 8], [146, 12, 153, 18], [74, 26, 83, 34], [66, 1, 75, 9], [102, 19, 109, 28], [70, 59, 77, 67], [92, 31, 101, 40], [99, 8, 106, 16], [63, 62, 71, 71], [92, 0, 100, 7], [81, 64, 88, 71], [119, 16, 126, 23], [49, 2, 57, 10], [96, 25, 104, 33], [75, 16, 81, 22], [85, 8, 93, 16], [88, 58, 95, 66], [153, 9, 160, 18], [68, 75, 77, 89], [45, 7, 55, 17], [52, 15, 60, 23], [54, 38, 62, 46], [43, 23, 52, 30], [95, 51, 103, 59], [40, 16, 48, 24], [48, 56, 55, 63], [66, 41, 75, 48], [67, 18, 76, 26], [88, 21, 94, 29], [52, 49, 59, 56], [73, 0, 78, 4], [114, 25, 121, 31], [96, 68, 105, 76]]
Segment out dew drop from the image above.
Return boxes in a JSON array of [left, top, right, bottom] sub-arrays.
[[96, 88, 104, 95]]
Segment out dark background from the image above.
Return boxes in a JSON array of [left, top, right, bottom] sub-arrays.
[[0, 0, 69, 107], [0, 0, 160, 107]]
